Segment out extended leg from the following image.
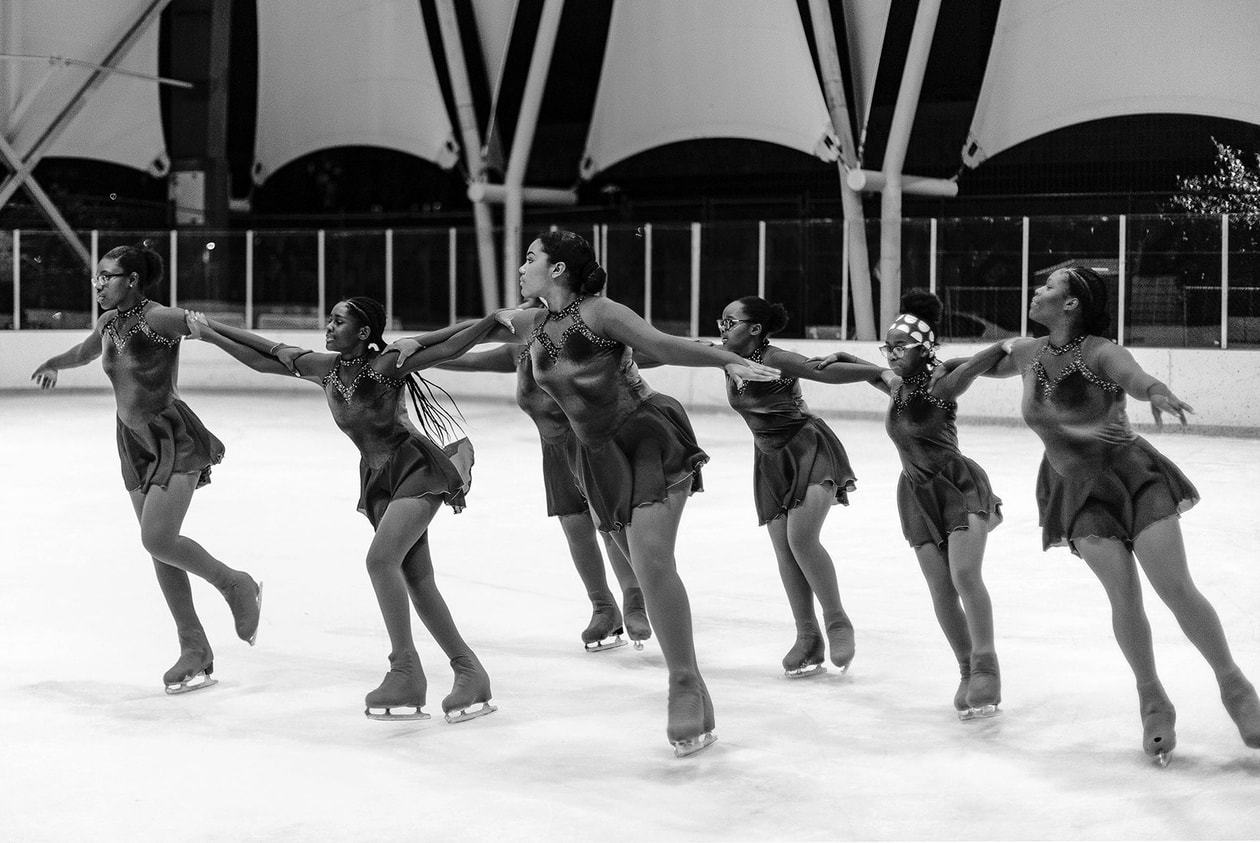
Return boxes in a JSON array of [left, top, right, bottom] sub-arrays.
[[914, 541, 974, 718], [782, 485, 853, 670], [948, 515, 999, 717], [558, 511, 624, 651], [767, 517, 825, 677]]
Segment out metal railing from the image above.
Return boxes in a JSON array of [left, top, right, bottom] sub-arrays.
[[3, 214, 1257, 347]]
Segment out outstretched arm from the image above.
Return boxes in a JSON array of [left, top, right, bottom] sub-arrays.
[[385, 312, 505, 377], [30, 319, 105, 388], [765, 346, 892, 388], [188, 313, 326, 381], [436, 343, 519, 373], [1095, 341, 1194, 427], [931, 340, 1010, 400], [387, 317, 518, 368]]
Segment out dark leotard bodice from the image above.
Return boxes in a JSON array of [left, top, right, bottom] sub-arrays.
[[100, 303, 183, 428], [322, 358, 417, 467], [724, 344, 814, 452], [1020, 336, 1132, 478], [515, 347, 572, 443], [884, 377, 964, 484], [525, 298, 652, 446]]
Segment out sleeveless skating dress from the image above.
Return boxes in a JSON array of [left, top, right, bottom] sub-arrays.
[[884, 374, 1002, 549], [102, 304, 224, 492], [514, 348, 588, 518], [725, 344, 855, 525], [323, 359, 472, 529], [1020, 336, 1198, 553], [526, 298, 706, 533]]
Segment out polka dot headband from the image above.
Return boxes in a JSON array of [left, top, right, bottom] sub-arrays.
[[888, 313, 936, 347]]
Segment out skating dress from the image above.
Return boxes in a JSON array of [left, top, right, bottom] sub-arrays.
[[526, 298, 706, 532], [884, 374, 1002, 549], [323, 359, 472, 529], [725, 344, 856, 525], [102, 303, 224, 492], [514, 348, 587, 518], [1020, 336, 1198, 552]]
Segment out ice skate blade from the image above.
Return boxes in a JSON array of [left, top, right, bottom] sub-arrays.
[[445, 702, 497, 724], [632, 640, 645, 651], [246, 581, 264, 646], [164, 674, 217, 695], [584, 635, 628, 653], [956, 708, 975, 722], [783, 664, 827, 679], [1151, 749, 1172, 768], [965, 704, 1002, 720], [672, 732, 717, 758], [365, 706, 431, 722]]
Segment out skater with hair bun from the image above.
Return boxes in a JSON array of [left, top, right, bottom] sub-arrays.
[[30, 243, 261, 695], [499, 229, 780, 757], [979, 264, 1260, 764], [715, 296, 889, 679], [185, 296, 504, 724], [814, 289, 1007, 720]]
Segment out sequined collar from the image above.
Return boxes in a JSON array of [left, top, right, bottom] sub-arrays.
[[527, 297, 617, 361], [322, 355, 406, 402], [732, 343, 794, 394], [892, 367, 954, 415], [104, 299, 179, 350], [1047, 335, 1086, 356], [1030, 337, 1121, 401]]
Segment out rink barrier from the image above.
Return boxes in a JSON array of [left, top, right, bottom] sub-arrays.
[[5, 330, 1259, 434]]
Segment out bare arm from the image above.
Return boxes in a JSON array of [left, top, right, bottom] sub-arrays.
[[1094, 341, 1194, 426], [384, 312, 504, 378], [387, 317, 518, 367], [436, 343, 520, 373], [931, 340, 1010, 401], [764, 346, 889, 386], [30, 318, 106, 388], [190, 314, 327, 382]]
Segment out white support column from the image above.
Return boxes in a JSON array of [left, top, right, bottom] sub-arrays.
[[90, 230, 100, 323], [643, 224, 653, 324], [11, 229, 19, 330], [601, 225, 608, 276], [385, 229, 394, 329], [757, 221, 767, 300], [169, 230, 178, 307], [690, 223, 701, 338], [1117, 215, 1126, 347], [245, 230, 254, 329], [1221, 214, 1230, 350], [449, 227, 458, 325], [593, 225, 601, 262], [929, 218, 938, 294], [841, 220, 850, 341], [1020, 217, 1030, 337], [317, 229, 326, 327]]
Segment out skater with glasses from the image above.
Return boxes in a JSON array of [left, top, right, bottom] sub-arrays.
[[30, 244, 261, 695], [978, 265, 1260, 764], [814, 289, 1007, 720], [501, 230, 779, 757], [715, 297, 890, 679], [185, 297, 503, 724]]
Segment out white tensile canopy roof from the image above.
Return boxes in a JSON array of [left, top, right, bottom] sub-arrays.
[[579, 0, 839, 180], [251, 0, 459, 184], [841, 0, 891, 147], [963, 0, 1260, 168]]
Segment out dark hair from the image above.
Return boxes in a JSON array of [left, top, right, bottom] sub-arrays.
[[104, 244, 164, 290], [734, 296, 789, 336], [1059, 265, 1110, 336], [899, 288, 942, 330], [337, 295, 465, 444], [536, 230, 607, 295]]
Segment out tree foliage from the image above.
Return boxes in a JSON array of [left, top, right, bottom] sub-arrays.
[[1170, 138, 1260, 224]]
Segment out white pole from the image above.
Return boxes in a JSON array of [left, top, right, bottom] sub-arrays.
[[245, 230, 254, 329], [11, 229, 19, 330], [757, 221, 766, 300], [690, 222, 701, 338], [1020, 217, 1030, 337], [169, 229, 178, 307], [449, 227, 458, 325], [928, 218, 937, 294], [643, 224, 653, 325], [385, 229, 394, 330], [1117, 215, 1126, 347], [1221, 214, 1230, 350], [841, 220, 850, 341], [601, 224, 608, 277], [90, 230, 99, 323], [317, 229, 326, 327]]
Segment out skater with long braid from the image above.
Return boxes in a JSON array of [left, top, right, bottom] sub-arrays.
[[436, 343, 652, 652], [714, 296, 888, 678], [186, 296, 503, 723], [814, 290, 1007, 719], [981, 264, 1260, 764], [30, 244, 261, 695], [501, 230, 779, 756]]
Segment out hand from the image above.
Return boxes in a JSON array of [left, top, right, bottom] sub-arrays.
[[726, 359, 780, 382], [30, 365, 58, 389], [494, 309, 518, 333], [805, 352, 843, 369], [1150, 391, 1194, 428], [184, 309, 208, 339], [880, 370, 902, 391], [385, 337, 424, 367], [275, 346, 306, 374], [694, 338, 721, 348], [1001, 337, 1017, 354], [929, 365, 947, 387]]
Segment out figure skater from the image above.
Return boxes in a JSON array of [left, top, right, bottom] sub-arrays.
[[186, 297, 501, 724], [30, 244, 261, 695], [715, 296, 889, 679]]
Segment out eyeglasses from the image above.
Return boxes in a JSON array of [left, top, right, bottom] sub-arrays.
[[90, 271, 129, 288], [878, 342, 926, 360], [716, 317, 754, 332]]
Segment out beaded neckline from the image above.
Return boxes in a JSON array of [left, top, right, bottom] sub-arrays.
[[1031, 337, 1121, 401], [1047, 335, 1086, 356], [104, 299, 179, 350], [117, 298, 149, 321], [547, 296, 585, 319], [338, 352, 369, 368], [322, 355, 406, 403], [527, 297, 617, 361], [732, 343, 794, 394], [892, 366, 954, 415]]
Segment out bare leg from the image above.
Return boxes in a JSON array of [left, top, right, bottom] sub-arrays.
[[914, 541, 974, 713], [946, 514, 1000, 712], [782, 485, 853, 669], [558, 511, 622, 644], [767, 516, 824, 673]]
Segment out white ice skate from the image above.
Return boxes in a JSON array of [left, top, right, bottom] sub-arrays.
[[165, 671, 217, 695]]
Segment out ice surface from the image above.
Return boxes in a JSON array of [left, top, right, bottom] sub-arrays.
[[2, 389, 1258, 841]]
